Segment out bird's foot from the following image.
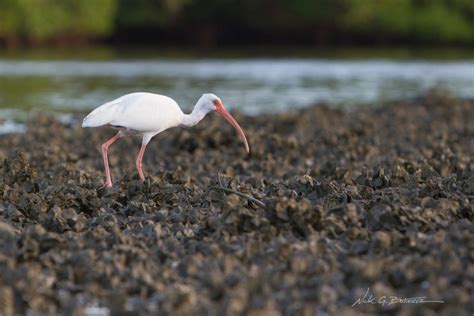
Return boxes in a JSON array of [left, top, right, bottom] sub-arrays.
[[102, 181, 113, 188]]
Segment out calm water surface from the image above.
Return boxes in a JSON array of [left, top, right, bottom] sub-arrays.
[[0, 58, 473, 132]]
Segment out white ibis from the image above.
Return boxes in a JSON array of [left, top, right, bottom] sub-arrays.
[[82, 92, 249, 188]]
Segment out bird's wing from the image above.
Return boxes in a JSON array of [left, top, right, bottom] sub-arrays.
[[82, 93, 184, 132]]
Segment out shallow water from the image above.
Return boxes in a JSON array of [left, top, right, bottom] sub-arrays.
[[0, 58, 473, 132]]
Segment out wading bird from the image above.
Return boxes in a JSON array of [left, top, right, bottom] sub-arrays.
[[82, 93, 249, 188]]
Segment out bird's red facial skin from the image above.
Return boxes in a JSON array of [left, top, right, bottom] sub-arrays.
[[213, 99, 223, 111]]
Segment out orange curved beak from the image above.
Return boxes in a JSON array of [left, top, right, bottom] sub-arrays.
[[216, 102, 250, 154]]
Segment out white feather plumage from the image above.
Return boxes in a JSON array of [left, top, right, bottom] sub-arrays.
[[82, 92, 184, 133]]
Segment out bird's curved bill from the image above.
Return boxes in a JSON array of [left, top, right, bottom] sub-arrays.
[[216, 106, 250, 154]]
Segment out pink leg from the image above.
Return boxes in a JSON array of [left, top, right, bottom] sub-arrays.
[[136, 143, 148, 181], [101, 133, 121, 187]]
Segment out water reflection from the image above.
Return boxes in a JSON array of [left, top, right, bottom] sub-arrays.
[[0, 59, 473, 118]]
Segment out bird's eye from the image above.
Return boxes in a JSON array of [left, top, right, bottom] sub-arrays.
[[213, 99, 219, 106]]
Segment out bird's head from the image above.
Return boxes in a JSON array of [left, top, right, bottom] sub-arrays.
[[197, 93, 250, 154]]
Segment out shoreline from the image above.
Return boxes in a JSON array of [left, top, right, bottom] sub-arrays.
[[1, 92, 473, 135]]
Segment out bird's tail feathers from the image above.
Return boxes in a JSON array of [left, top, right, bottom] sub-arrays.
[[82, 113, 108, 127], [81, 101, 117, 127]]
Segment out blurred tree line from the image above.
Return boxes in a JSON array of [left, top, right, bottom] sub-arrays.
[[1, 0, 473, 48]]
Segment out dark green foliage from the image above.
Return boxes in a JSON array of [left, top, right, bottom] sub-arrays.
[[0, 0, 473, 46], [343, 0, 474, 43], [0, 0, 116, 44]]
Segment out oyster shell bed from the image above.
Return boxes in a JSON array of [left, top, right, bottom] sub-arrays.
[[0, 93, 472, 315]]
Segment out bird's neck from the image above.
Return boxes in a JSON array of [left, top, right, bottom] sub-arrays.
[[181, 106, 208, 127]]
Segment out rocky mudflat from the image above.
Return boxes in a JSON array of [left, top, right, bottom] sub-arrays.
[[0, 92, 472, 315]]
